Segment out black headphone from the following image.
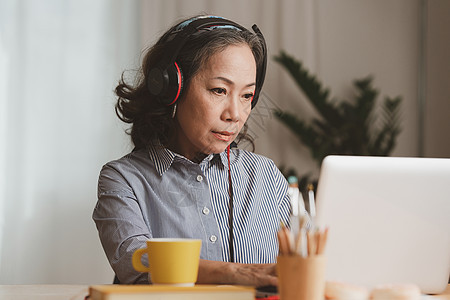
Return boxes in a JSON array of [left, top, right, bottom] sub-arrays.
[[147, 16, 267, 108]]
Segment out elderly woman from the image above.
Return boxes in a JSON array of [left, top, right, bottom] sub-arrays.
[[93, 15, 291, 287]]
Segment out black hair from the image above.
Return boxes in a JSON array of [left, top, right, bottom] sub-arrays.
[[115, 15, 264, 150]]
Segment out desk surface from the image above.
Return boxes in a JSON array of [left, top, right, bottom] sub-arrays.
[[0, 285, 88, 300], [0, 284, 449, 300]]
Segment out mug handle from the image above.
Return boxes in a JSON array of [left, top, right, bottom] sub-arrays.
[[132, 248, 151, 273]]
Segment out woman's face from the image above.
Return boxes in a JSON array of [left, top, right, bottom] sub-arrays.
[[172, 44, 256, 161]]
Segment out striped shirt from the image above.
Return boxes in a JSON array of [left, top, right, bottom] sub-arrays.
[[93, 145, 291, 284]]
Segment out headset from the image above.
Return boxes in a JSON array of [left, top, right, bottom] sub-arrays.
[[147, 16, 267, 109]]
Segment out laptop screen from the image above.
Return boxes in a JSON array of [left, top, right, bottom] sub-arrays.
[[315, 155, 450, 294]]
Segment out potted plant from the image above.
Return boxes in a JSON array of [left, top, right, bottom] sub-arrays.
[[273, 50, 402, 191]]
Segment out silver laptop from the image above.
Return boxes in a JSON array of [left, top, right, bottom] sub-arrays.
[[315, 155, 450, 294]]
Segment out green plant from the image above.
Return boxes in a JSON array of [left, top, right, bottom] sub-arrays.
[[273, 50, 402, 170]]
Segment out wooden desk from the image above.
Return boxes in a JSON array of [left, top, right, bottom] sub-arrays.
[[428, 285, 450, 300], [0, 285, 88, 300], [0, 284, 449, 299]]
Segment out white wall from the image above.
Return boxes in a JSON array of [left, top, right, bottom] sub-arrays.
[[0, 0, 448, 284]]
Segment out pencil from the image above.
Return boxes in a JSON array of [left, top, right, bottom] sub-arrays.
[[316, 227, 329, 255], [307, 230, 317, 256], [307, 184, 316, 219], [278, 222, 291, 255], [284, 226, 295, 254]]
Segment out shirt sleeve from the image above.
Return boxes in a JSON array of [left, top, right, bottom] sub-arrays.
[[93, 163, 151, 284]]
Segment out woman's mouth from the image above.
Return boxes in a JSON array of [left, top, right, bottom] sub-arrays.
[[212, 131, 235, 142]]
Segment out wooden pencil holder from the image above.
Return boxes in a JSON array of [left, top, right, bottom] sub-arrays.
[[277, 255, 326, 300]]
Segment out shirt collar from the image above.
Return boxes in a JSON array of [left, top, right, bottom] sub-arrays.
[[148, 144, 236, 176], [217, 150, 233, 171], [148, 144, 177, 176], [211, 147, 238, 171]]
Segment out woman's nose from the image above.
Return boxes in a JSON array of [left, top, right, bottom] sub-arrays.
[[223, 96, 240, 122]]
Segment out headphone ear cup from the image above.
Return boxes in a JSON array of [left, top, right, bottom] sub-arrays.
[[147, 66, 166, 97], [147, 63, 183, 106]]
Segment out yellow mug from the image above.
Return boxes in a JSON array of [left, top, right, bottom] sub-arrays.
[[132, 238, 202, 286]]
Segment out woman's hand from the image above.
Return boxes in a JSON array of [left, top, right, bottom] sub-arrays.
[[196, 259, 278, 287]]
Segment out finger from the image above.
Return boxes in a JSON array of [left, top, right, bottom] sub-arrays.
[[258, 275, 278, 288], [268, 264, 277, 276]]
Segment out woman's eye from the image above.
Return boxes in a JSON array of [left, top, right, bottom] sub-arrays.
[[243, 93, 254, 100], [211, 88, 226, 95]]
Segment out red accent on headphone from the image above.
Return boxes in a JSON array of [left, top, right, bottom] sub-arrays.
[[167, 62, 182, 106]]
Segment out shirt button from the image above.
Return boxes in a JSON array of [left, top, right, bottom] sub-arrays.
[[202, 207, 210, 215], [210, 235, 217, 243], [196, 175, 203, 182]]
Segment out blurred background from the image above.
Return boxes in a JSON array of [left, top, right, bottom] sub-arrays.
[[1, 0, 449, 284]]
